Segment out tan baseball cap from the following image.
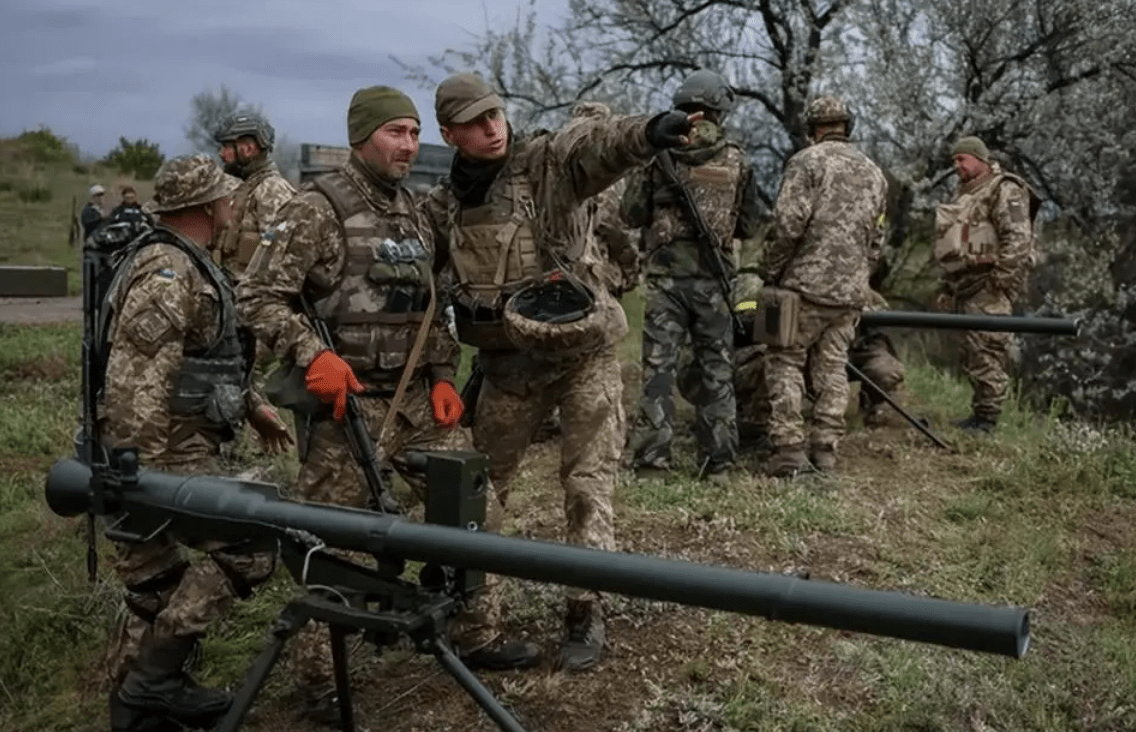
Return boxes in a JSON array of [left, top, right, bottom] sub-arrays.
[[435, 73, 505, 127]]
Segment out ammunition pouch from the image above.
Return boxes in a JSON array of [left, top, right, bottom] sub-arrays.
[[264, 362, 322, 416], [451, 283, 529, 350], [169, 355, 247, 434], [753, 287, 801, 348]]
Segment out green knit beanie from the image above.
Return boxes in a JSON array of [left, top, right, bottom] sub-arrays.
[[952, 136, 990, 164], [347, 86, 419, 145]]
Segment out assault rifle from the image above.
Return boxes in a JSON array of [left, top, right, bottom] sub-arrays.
[[858, 310, 1079, 335], [47, 450, 1030, 732], [656, 150, 746, 338], [300, 296, 401, 514]]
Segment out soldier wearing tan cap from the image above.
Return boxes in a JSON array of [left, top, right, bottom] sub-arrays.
[[423, 71, 701, 673]]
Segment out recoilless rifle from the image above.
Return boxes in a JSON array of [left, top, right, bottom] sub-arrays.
[[47, 449, 1030, 732]]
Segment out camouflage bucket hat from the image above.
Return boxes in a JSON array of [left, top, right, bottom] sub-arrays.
[[151, 154, 241, 213], [435, 73, 504, 127]]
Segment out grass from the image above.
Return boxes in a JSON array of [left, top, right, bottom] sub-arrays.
[[0, 134, 151, 295]]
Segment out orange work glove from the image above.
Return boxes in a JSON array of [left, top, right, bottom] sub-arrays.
[[430, 379, 464, 428], [305, 350, 364, 421]]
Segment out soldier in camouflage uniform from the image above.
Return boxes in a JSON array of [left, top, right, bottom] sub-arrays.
[[934, 136, 1038, 433], [214, 112, 296, 277], [622, 70, 762, 480], [236, 87, 540, 712], [422, 72, 699, 672], [99, 154, 290, 731], [760, 96, 888, 477]]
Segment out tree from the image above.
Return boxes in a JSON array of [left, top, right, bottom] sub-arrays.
[[103, 137, 165, 180], [184, 85, 261, 153]]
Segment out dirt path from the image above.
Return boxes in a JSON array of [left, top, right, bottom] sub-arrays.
[[0, 296, 81, 324]]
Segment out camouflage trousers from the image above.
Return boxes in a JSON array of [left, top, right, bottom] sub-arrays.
[[291, 374, 504, 693], [765, 300, 858, 449], [848, 329, 905, 425], [632, 277, 737, 470], [473, 346, 621, 600], [954, 286, 1014, 421], [104, 454, 276, 689]]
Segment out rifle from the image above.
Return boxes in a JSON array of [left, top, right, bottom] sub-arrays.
[[655, 150, 746, 338], [77, 223, 104, 583], [459, 360, 484, 428], [299, 296, 401, 514]]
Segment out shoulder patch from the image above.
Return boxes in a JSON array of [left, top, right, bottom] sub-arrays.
[[156, 267, 177, 280]]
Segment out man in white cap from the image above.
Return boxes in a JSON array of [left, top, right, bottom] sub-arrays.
[[82, 183, 106, 238]]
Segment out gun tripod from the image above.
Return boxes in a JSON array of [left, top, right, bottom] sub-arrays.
[[211, 543, 530, 732]]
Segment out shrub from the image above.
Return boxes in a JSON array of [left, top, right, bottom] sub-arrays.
[[102, 137, 165, 180], [17, 185, 52, 203], [16, 127, 75, 164]]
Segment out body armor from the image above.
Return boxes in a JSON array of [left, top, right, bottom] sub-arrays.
[[219, 161, 284, 271], [645, 143, 744, 277], [309, 169, 445, 376], [934, 170, 1034, 274], [100, 228, 251, 436], [447, 167, 543, 349]]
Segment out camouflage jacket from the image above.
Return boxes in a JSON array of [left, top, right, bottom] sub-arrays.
[[237, 154, 459, 385], [99, 226, 241, 466], [621, 137, 762, 279], [422, 116, 656, 309], [218, 158, 295, 276], [940, 166, 1037, 298], [761, 135, 888, 308]]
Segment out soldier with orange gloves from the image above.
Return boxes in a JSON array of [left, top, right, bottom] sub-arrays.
[[236, 85, 539, 720]]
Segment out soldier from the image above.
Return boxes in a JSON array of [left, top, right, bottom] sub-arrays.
[[213, 112, 296, 276], [99, 154, 291, 731], [108, 185, 152, 227], [423, 71, 699, 672], [81, 183, 106, 238], [759, 95, 888, 477], [933, 136, 1038, 433], [236, 86, 540, 715], [621, 70, 762, 481]]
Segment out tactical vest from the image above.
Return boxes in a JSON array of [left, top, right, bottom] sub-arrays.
[[649, 144, 744, 250], [221, 164, 280, 272], [310, 169, 444, 376], [99, 228, 251, 436], [934, 171, 1035, 274], [447, 170, 543, 349]]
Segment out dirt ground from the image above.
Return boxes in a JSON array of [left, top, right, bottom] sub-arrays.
[[0, 296, 80, 324]]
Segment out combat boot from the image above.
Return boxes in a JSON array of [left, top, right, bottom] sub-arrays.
[[461, 636, 543, 671], [954, 414, 996, 435], [809, 444, 838, 473], [765, 443, 809, 478], [111, 634, 232, 731], [557, 599, 605, 673]]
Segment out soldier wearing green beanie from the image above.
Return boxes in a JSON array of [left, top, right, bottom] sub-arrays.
[[933, 134, 1040, 434], [237, 85, 540, 722]]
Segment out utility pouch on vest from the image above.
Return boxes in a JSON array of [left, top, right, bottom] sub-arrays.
[[753, 287, 800, 348], [264, 362, 322, 416]]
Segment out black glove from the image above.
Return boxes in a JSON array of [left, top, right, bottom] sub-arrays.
[[646, 110, 694, 149]]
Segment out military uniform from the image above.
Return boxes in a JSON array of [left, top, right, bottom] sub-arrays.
[[99, 155, 273, 731], [216, 157, 295, 275], [622, 124, 761, 474], [761, 97, 888, 474], [935, 141, 1037, 428], [237, 141, 509, 692]]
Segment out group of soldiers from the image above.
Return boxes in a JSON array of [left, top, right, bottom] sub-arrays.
[[90, 68, 1036, 731]]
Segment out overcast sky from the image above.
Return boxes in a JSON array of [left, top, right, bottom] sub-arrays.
[[1, 0, 563, 158]]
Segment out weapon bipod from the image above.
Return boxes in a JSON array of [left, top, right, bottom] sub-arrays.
[[212, 544, 530, 732]]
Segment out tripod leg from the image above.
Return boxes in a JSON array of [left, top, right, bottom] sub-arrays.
[[433, 641, 529, 732], [212, 603, 310, 732], [330, 624, 356, 732]]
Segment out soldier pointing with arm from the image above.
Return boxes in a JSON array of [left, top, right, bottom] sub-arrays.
[[422, 72, 700, 672]]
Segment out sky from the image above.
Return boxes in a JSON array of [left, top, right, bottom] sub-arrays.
[[1, 0, 564, 158]]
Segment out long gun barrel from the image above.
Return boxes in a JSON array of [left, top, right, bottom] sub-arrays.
[[860, 311, 1078, 335], [46, 457, 1029, 659]]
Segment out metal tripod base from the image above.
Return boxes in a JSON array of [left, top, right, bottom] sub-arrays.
[[212, 591, 529, 732]]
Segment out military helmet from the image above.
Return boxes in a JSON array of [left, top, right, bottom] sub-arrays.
[[672, 70, 736, 114], [151, 154, 240, 213], [213, 112, 275, 151], [503, 274, 627, 355], [806, 95, 854, 135]]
